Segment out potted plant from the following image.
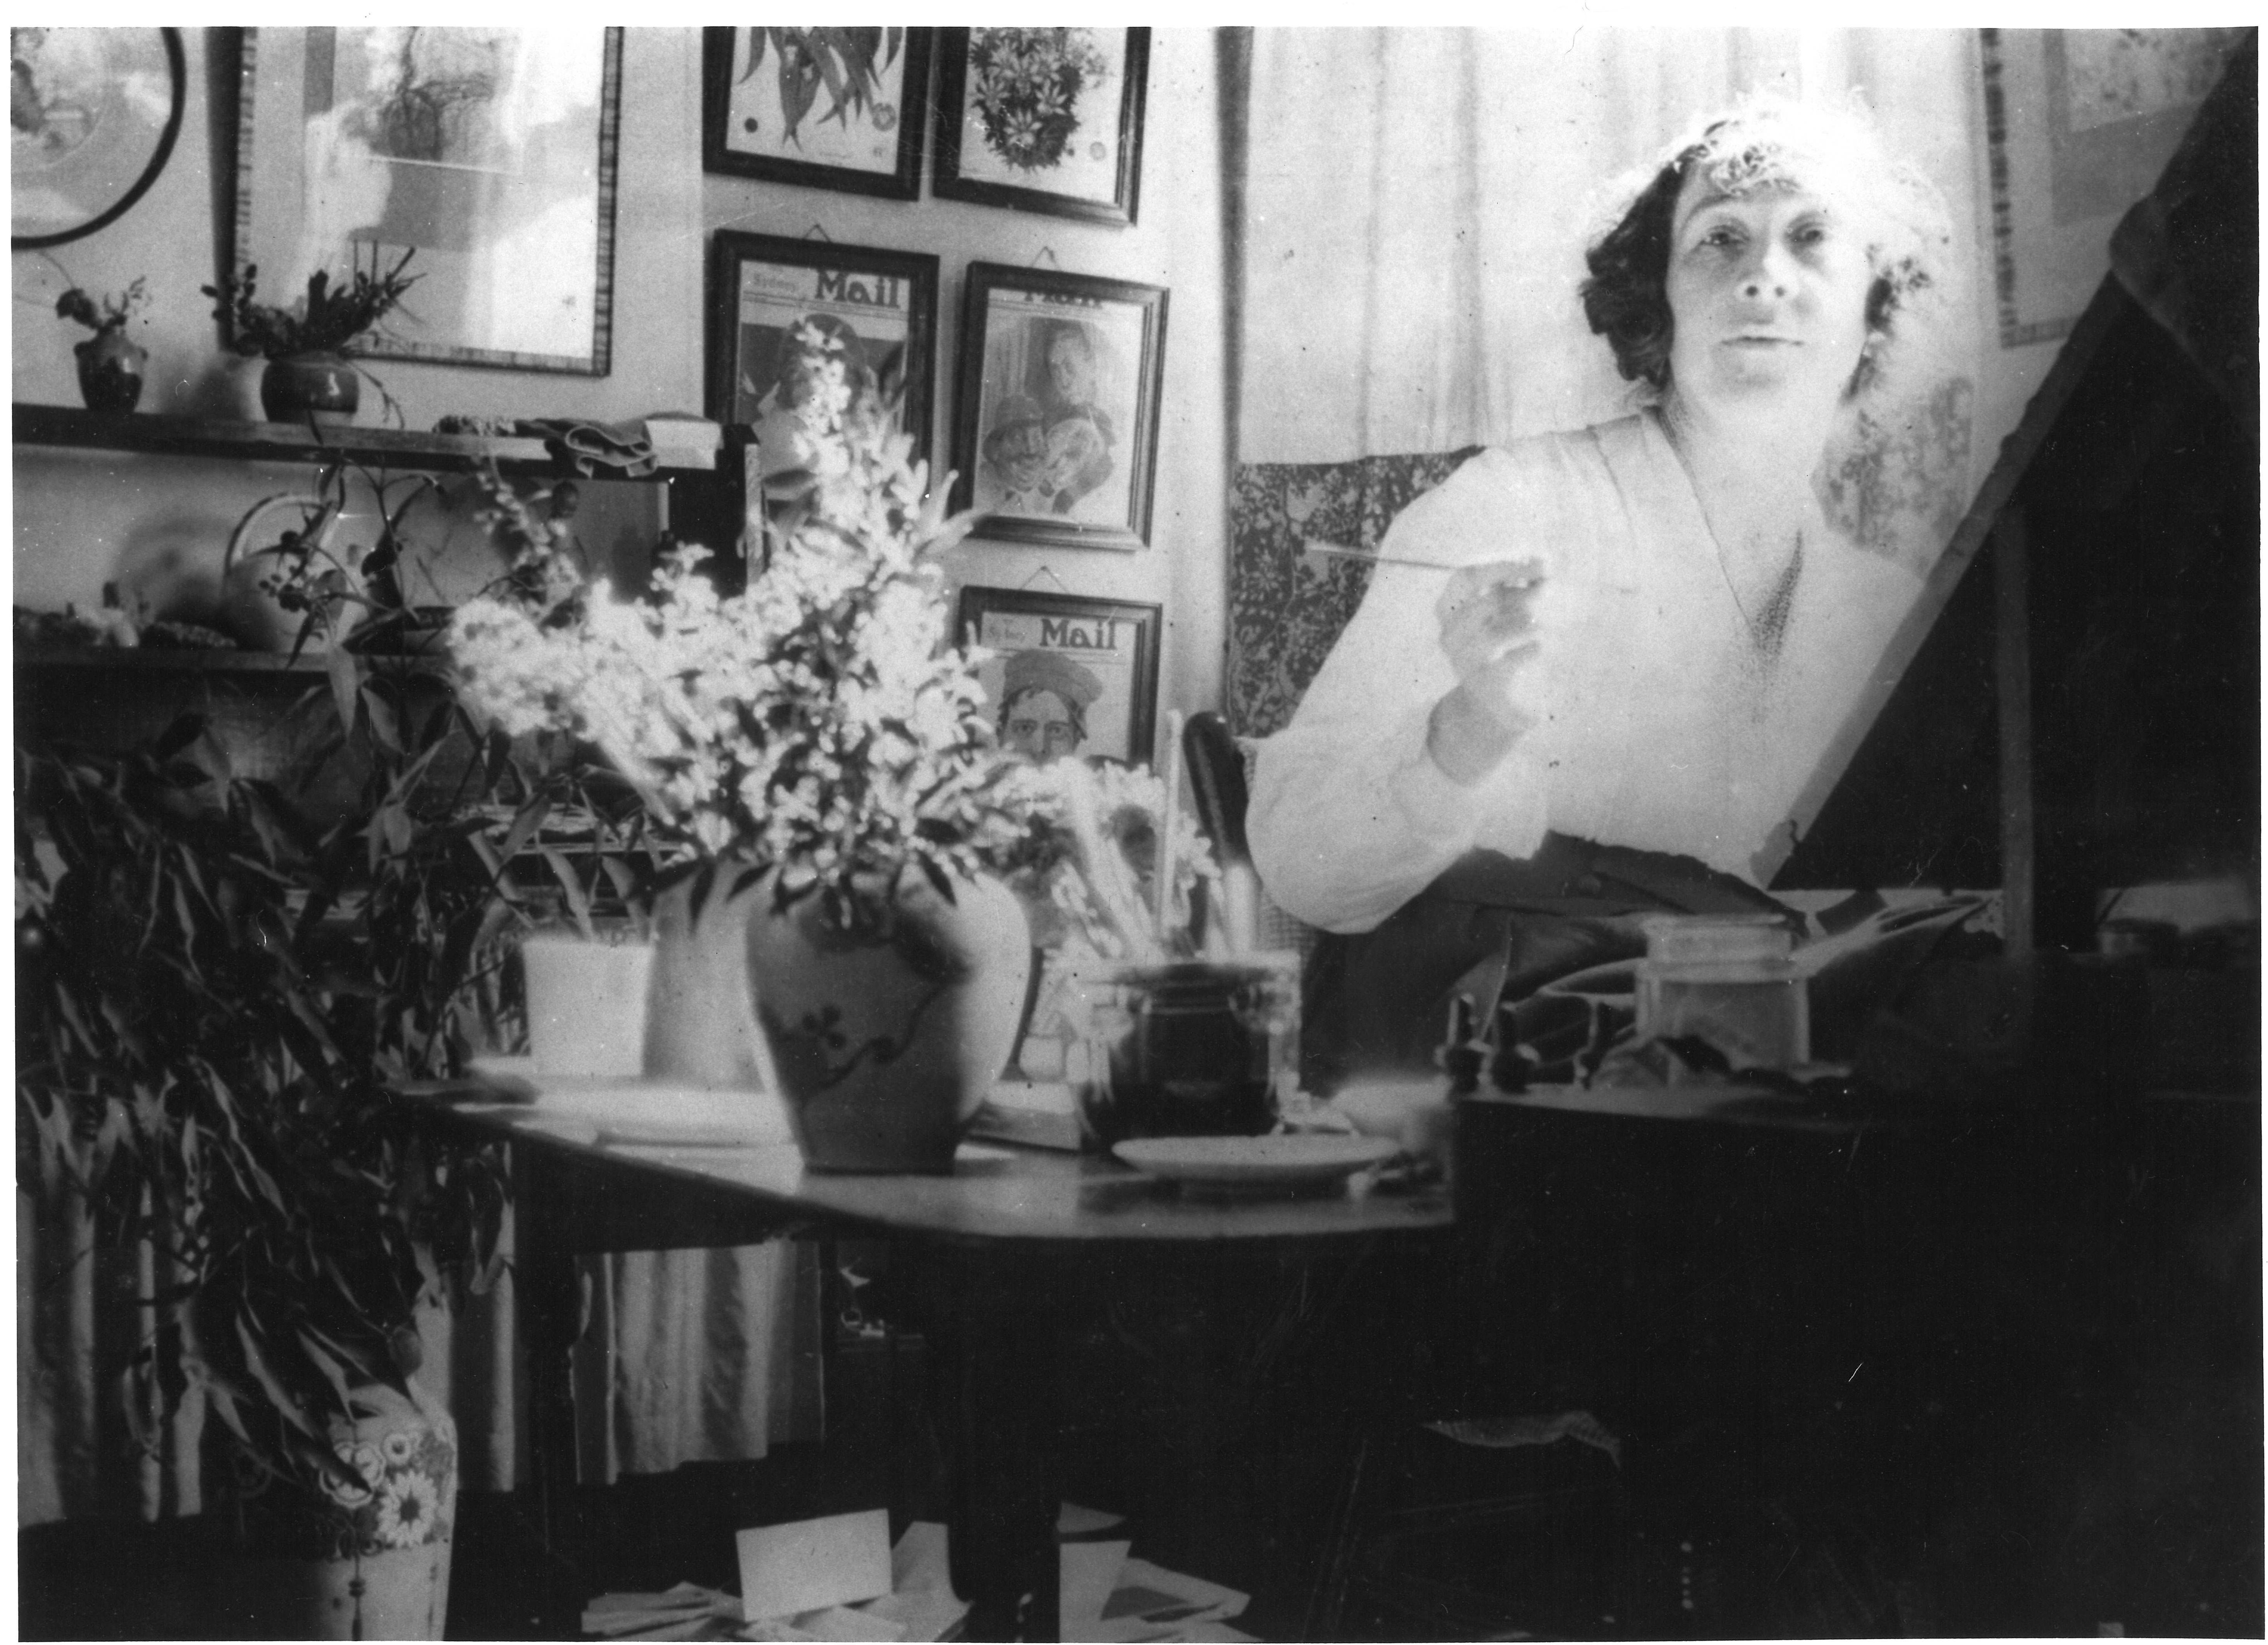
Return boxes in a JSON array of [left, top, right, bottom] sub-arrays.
[[203, 249, 419, 427], [449, 321, 1036, 1171], [55, 278, 151, 413], [15, 660, 537, 1636]]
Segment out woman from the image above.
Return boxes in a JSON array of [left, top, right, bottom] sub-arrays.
[[996, 646, 1103, 765], [747, 313, 883, 479], [980, 394, 1055, 514], [1029, 319, 1117, 516], [1248, 99, 1958, 1082]]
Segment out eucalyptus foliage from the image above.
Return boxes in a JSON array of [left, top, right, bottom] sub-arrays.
[[15, 665, 531, 1519]]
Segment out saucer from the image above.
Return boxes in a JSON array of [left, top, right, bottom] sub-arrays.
[[1111, 1134, 1399, 1196]]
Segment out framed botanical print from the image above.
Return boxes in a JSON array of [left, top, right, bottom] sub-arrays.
[[1979, 27, 2249, 347], [956, 585, 1162, 768], [933, 29, 1148, 225], [233, 27, 623, 375], [702, 28, 930, 200], [12, 28, 186, 249], [951, 263, 1168, 552], [707, 231, 940, 474]]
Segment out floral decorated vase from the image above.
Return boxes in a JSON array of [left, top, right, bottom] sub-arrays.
[[208, 1379, 457, 1639], [260, 352, 360, 426], [74, 327, 146, 413], [745, 868, 1031, 1172]]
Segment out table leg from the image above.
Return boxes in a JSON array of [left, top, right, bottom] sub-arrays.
[[917, 1247, 1064, 1642], [513, 1142, 586, 1568]]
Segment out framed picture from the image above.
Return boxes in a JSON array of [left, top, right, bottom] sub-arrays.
[[933, 29, 1147, 225], [233, 27, 623, 375], [956, 586, 1162, 768], [1979, 27, 2248, 347], [951, 263, 1168, 551], [702, 28, 931, 200], [707, 231, 940, 476], [13, 28, 186, 249]]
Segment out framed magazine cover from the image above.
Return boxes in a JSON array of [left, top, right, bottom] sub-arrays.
[[951, 263, 1167, 552], [933, 28, 1147, 225], [702, 28, 931, 200], [707, 230, 940, 473], [232, 26, 623, 375], [956, 585, 1161, 768]]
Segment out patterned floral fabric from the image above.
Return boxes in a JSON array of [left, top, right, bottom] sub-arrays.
[[1225, 448, 1484, 737]]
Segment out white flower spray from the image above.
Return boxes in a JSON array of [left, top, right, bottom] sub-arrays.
[[449, 321, 1017, 936]]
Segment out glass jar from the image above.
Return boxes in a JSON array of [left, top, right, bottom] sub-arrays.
[[1634, 914, 1808, 1075], [1065, 952, 1300, 1148]]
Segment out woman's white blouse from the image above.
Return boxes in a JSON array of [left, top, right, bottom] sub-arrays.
[[1248, 411, 1924, 934]]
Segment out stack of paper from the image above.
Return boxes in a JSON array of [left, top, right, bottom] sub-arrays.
[[734, 1512, 968, 1642], [585, 1507, 1252, 1644], [968, 1080, 1084, 1152], [643, 414, 724, 470], [581, 1583, 741, 1640], [1065, 1551, 1257, 1643], [1055, 1506, 1255, 1642]]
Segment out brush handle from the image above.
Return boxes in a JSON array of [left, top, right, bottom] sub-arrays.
[[1303, 540, 1538, 579]]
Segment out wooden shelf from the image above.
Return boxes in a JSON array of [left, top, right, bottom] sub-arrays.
[[15, 644, 446, 676], [13, 403, 711, 480]]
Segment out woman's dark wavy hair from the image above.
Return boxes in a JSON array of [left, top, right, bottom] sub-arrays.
[[1580, 108, 1941, 397]]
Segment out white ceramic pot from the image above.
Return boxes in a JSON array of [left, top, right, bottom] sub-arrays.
[[521, 932, 655, 1079]]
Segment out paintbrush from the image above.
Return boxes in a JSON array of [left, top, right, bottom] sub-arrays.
[[1299, 541, 1539, 579]]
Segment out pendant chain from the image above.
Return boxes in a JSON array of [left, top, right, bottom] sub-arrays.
[[1741, 530, 1803, 663]]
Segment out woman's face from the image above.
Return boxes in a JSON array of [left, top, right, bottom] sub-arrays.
[[1003, 688, 1081, 763], [1047, 333, 1097, 404], [1662, 170, 1875, 420], [991, 421, 1048, 492]]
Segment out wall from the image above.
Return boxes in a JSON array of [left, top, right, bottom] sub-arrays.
[[12, 29, 1229, 749], [701, 30, 1229, 756]]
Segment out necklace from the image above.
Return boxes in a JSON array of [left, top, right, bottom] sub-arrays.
[[1655, 402, 1809, 663], [1740, 530, 1803, 663]]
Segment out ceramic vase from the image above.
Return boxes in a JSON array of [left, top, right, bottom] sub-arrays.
[[209, 1379, 457, 1639], [74, 327, 146, 413], [644, 863, 779, 1092], [745, 868, 1031, 1173], [260, 353, 360, 426]]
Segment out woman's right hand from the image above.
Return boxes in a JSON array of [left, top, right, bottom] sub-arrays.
[[1426, 558, 1545, 784]]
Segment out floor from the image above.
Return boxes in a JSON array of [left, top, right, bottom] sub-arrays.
[[20, 1111, 2264, 1642]]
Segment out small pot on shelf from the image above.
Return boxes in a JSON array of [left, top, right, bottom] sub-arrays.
[[74, 327, 147, 414], [261, 352, 360, 426]]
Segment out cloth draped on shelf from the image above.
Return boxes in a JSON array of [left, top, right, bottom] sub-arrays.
[[433, 415, 660, 478]]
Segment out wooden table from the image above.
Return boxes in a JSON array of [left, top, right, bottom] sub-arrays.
[[397, 1089, 1453, 1640], [1445, 1082, 2147, 1634]]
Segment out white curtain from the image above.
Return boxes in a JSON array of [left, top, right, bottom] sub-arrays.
[[18, 1188, 824, 1525], [1239, 28, 1991, 466]]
